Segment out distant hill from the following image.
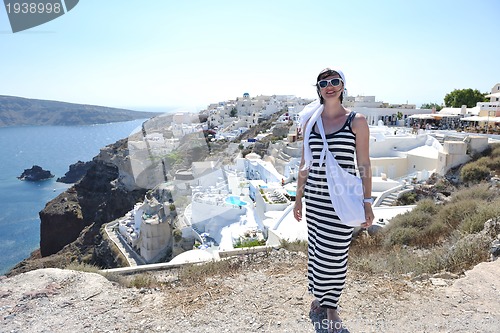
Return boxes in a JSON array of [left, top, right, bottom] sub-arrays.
[[0, 95, 159, 127]]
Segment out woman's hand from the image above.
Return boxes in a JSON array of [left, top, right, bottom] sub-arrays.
[[293, 200, 303, 222], [362, 203, 374, 228]]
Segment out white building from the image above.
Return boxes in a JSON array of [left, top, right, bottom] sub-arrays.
[[118, 196, 173, 263]]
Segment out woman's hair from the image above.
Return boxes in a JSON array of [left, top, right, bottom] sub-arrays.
[[315, 69, 344, 104]]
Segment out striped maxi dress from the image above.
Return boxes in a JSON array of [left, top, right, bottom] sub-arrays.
[[304, 111, 357, 310]]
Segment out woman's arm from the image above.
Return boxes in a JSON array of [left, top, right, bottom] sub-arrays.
[[352, 114, 374, 227], [293, 125, 309, 222]]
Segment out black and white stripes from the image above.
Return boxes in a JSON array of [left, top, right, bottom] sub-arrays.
[[304, 112, 356, 309]]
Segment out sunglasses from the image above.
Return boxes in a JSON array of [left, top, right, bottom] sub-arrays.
[[317, 78, 343, 88]]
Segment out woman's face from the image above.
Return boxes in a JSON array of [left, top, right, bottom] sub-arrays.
[[318, 73, 344, 102]]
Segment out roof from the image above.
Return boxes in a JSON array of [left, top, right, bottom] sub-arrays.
[[460, 116, 500, 123], [408, 114, 435, 119], [486, 92, 500, 98], [169, 249, 214, 265], [406, 145, 439, 158]]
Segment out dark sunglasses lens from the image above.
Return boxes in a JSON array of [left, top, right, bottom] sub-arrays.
[[332, 79, 340, 86], [318, 80, 328, 88]]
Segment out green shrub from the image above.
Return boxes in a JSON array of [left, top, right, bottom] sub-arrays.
[[490, 143, 500, 158], [486, 156, 500, 173], [398, 191, 417, 205], [475, 156, 490, 165], [412, 198, 439, 215], [234, 238, 266, 248], [437, 200, 479, 231], [460, 199, 500, 234], [460, 163, 491, 184], [173, 228, 183, 242], [443, 234, 490, 272], [450, 184, 496, 203], [384, 227, 420, 247], [473, 155, 500, 173], [383, 199, 447, 247]]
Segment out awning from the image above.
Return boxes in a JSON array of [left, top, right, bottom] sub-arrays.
[[460, 116, 500, 122], [408, 113, 459, 120], [408, 114, 435, 119], [485, 92, 500, 98]]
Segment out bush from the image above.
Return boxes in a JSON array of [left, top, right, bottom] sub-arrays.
[[450, 184, 496, 203], [234, 238, 266, 248], [173, 228, 183, 242], [486, 156, 500, 173], [397, 191, 417, 205], [412, 198, 439, 215], [474, 155, 500, 174], [437, 200, 479, 231], [280, 239, 308, 253], [351, 175, 500, 276], [490, 143, 500, 158], [460, 199, 500, 234], [383, 199, 445, 247], [460, 163, 491, 184], [443, 234, 490, 272], [384, 226, 420, 247], [127, 273, 158, 288]]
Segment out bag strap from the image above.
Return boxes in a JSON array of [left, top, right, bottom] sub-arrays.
[[347, 111, 356, 130]]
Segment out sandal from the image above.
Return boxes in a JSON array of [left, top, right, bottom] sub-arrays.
[[310, 299, 326, 314]]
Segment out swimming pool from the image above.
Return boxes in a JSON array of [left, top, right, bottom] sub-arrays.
[[225, 196, 248, 206], [286, 189, 296, 196]]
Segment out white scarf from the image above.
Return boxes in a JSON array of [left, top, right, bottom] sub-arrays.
[[298, 99, 323, 170], [299, 101, 365, 226]]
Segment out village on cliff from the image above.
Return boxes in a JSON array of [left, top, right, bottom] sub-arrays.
[[100, 84, 500, 271]]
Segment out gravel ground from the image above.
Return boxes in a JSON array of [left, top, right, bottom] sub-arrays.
[[1, 250, 499, 333]]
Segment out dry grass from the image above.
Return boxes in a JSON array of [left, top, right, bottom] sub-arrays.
[[279, 239, 308, 253], [65, 262, 101, 274], [350, 180, 499, 277], [177, 258, 245, 286], [350, 230, 491, 276]]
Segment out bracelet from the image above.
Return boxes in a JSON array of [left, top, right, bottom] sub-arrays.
[[363, 198, 374, 204]]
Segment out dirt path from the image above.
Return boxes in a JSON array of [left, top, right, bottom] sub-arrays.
[[1, 250, 499, 333]]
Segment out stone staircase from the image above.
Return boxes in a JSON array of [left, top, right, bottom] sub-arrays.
[[277, 149, 292, 162], [431, 133, 446, 145], [377, 185, 414, 207]]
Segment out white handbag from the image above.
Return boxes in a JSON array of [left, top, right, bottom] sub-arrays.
[[317, 116, 365, 227]]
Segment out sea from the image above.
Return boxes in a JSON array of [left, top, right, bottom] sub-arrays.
[[0, 118, 154, 275]]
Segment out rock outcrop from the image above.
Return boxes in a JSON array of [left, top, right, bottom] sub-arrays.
[[17, 165, 54, 181], [56, 160, 93, 183], [8, 139, 148, 276], [39, 160, 146, 257]]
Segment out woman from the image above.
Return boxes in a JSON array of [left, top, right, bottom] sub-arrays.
[[293, 68, 374, 332]]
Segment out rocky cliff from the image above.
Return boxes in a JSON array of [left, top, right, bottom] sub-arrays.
[[56, 160, 93, 183], [8, 139, 148, 276]]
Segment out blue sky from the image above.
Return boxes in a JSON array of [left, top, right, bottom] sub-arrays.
[[1, 0, 499, 112]]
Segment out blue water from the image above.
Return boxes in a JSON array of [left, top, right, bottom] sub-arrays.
[[225, 196, 247, 206], [0, 120, 147, 275]]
